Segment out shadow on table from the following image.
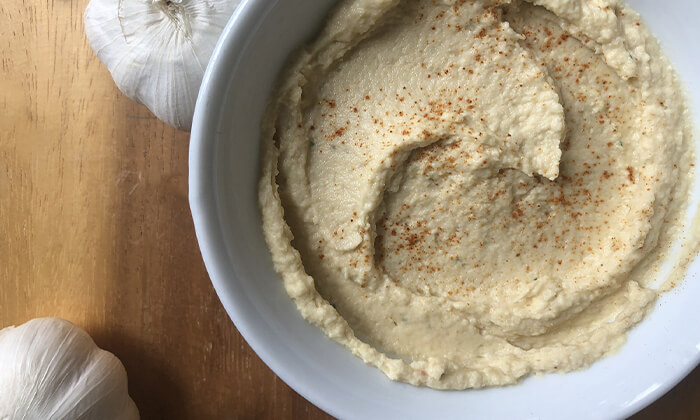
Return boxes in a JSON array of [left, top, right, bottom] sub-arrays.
[[103, 110, 201, 419], [90, 326, 186, 420]]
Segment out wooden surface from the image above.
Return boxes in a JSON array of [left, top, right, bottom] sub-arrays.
[[0, 1, 698, 419]]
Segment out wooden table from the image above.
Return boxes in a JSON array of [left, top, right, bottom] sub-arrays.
[[0, 1, 698, 419]]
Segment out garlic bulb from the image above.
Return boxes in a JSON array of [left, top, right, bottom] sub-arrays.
[[84, 0, 240, 131], [0, 318, 139, 420]]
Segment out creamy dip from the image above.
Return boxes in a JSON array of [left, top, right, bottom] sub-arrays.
[[258, 0, 694, 389]]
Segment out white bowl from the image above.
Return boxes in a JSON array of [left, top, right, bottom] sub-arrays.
[[189, 1, 700, 418]]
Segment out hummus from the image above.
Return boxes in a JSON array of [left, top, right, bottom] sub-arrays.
[[258, 0, 694, 389]]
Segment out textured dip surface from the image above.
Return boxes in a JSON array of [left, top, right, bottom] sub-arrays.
[[258, 0, 694, 389]]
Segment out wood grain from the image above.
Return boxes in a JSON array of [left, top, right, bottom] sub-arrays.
[[0, 1, 696, 419]]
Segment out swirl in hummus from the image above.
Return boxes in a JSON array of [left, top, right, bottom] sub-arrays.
[[258, 0, 694, 388]]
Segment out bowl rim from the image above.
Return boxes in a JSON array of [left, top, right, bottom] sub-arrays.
[[188, 1, 346, 418], [189, 1, 700, 418]]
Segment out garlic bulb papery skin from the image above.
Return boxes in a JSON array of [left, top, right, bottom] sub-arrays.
[[84, 0, 240, 131], [0, 318, 139, 420]]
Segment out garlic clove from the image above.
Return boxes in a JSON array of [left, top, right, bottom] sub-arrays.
[[0, 318, 139, 420], [84, 0, 240, 131]]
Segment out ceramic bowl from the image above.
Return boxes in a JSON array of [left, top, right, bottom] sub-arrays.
[[189, 1, 700, 418]]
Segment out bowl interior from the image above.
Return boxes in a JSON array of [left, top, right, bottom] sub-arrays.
[[189, 1, 700, 418]]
